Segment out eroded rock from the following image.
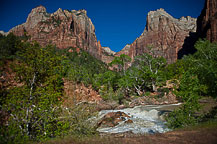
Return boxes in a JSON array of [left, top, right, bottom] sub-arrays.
[[98, 111, 132, 128], [197, 0, 217, 42], [115, 8, 197, 64], [9, 5, 102, 59]]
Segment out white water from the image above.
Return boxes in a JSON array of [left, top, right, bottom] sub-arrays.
[[95, 103, 181, 134]]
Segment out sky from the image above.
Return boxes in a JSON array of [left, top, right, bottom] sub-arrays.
[[0, 0, 205, 52]]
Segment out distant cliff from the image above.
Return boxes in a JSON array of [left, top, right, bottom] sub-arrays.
[[197, 0, 217, 42], [116, 8, 197, 64], [5, 1, 216, 64], [9, 5, 102, 59]]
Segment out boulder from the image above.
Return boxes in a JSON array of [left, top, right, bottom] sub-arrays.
[[97, 111, 132, 128]]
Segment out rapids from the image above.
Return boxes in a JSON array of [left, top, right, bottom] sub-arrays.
[[94, 103, 181, 134]]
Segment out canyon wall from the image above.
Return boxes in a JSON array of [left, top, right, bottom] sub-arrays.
[[197, 0, 217, 42], [9, 5, 102, 59], [116, 8, 197, 64]]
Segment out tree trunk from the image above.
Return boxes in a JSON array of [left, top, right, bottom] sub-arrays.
[[152, 80, 157, 92]]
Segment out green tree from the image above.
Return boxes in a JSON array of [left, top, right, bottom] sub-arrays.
[[134, 53, 166, 92], [109, 54, 131, 75], [166, 72, 206, 128], [0, 33, 20, 60], [192, 39, 217, 97], [1, 42, 64, 142]]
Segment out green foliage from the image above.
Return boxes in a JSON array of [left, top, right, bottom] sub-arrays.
[[0, 33, 21, 60], [166, 70, 206, 129], [192, 39, 217, 97], [133, 53, 167, 92], [109, 54, 131, 75], [55, 104, 98, 137], [61, 48, 108, 86], [166, 40, 217, 129], [1, 42, 64, 143]]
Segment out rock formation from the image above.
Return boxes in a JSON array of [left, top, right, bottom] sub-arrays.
[[0, 31, 8, 36], [197, 0, 217, 42], [115, 44, 131, 56], [117, 8, 197, 64], [101, 47, 116, 64], [9, 5, 102, 59]]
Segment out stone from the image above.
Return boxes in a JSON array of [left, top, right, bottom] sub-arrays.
[[0, 31, 8, 36], [101, 47, 116, 64], [97, 111, 131, 128], [125, 119, 133, 124], [9, 5, 102, 59], [197, 0, 217, 42], [115, 9, 197, 64]]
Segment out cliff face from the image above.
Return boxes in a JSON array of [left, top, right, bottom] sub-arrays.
[[117, 8, 197, 64], [9, 5, 102, 59], [197, 0, 217, 42]]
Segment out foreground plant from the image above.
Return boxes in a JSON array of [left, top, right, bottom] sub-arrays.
[[0, 42, 64, 143]]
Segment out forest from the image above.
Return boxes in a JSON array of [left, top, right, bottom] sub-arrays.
[[0, 33, 217, 143]]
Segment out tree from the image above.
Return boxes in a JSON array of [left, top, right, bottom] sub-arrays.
[[133, 53, 166, 92], [0, 33, 20, 60], [1, 41, 64, 142], [109, 54, 131, 75], [166, 72, 206, 128], [126, 67, 148, 95], [192, 39, 217, 97]]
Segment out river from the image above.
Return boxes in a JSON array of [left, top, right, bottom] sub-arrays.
[[94, 103, 181, 134]]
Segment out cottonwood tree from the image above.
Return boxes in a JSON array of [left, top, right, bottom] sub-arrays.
[[134, 53, 166, 92], [127, 67, 148, 95]]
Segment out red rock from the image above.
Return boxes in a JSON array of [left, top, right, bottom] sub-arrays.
[[97, 111, 131, 128], [125, 119, 133, 124], [9, 6, 102, 59], [115, 8, 197, 64], [197, 0, 217, 42], [101, 47, 116, 64]]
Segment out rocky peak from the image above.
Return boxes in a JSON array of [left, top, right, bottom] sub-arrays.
[[145, 8, 196, 33], [0, 31, 8, 36], [102, 47, 116, 55], [27, 5, 47, 15], [115, 44, 131, 56], [26, 5, 49, 29], [52, 8, 64, 17], [118, 8, 197, 64], [9, 6, 102, 59], [197, 0, 217, 42]]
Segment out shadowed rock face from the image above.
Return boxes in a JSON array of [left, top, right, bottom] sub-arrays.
[[116, 8, 197, 64], [197, 0, 217, 42], [9, 5, 102, 59]]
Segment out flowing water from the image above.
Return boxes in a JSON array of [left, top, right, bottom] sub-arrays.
[[95, 103, 181, 134]]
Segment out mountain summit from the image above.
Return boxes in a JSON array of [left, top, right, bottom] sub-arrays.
[[4, 0, 216, 64], [9, 5, 102, 59], [116, 8, 197, 63]]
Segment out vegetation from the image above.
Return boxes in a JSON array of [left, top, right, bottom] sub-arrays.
[[0, 32, 216, 143], [166, 40, 217, 128]]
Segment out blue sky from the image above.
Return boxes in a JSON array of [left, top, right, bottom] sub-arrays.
[[0, 0, 205, 52]]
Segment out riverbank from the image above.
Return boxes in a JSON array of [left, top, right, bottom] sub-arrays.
[[42, 120, 217, 144]]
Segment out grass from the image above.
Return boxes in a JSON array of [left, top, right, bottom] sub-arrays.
[[36, 119, 217, 144]]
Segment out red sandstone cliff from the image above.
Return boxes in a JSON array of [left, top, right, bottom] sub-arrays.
[[197, 0, 217, 42], [116, 8, 197, 64], [9, 5, 102, 59]]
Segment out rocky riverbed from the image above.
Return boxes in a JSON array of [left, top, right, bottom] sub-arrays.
[[91, 103, 182, 134]]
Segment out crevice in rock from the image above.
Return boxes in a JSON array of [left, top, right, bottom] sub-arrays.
[[70, 20, 74, 32]]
